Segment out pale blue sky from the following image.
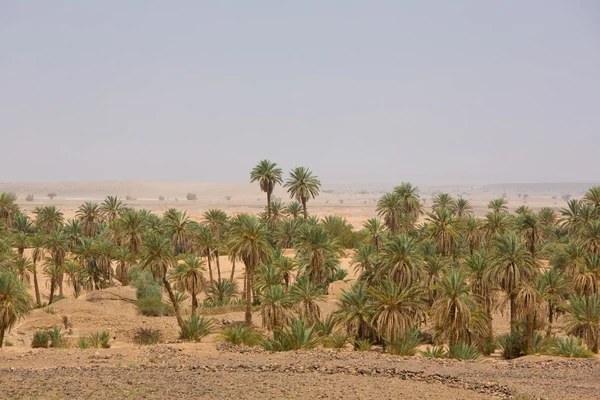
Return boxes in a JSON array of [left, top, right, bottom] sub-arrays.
[[1, 1, 599, 184]]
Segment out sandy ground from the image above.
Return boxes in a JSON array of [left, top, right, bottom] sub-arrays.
[[2, 180, 600, 399]]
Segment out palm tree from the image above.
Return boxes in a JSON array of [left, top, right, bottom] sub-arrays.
[[63, 219, 84, 250], [489, 233, 536, 332], [163, 209, 193, 255], [116, 210, 145, 254], [536, 267, 570, 336], [253, 262, 284, 292], [63, 259, 85, 298], [140, 234, 183, 327], [393, 182, 423, 224], [0, 193, 18, 229], [483, 211, 512, 239], [377, 235, 424, 289], [422, 253, 448, 302], [450, 198, 473, 219], [260, 284, 292, 331], [284, 167, 321, 219], [273, 219, 299, 249], [266, 199, 286, 227], [351, 244, 378, 278], [334, 283, 373, 340], [93, 239, 114, 287], [250, 160, 283, 221], [100, 196, 123, 222], [193, 225, 216, 283], [0, 271, 33, 347], [432, 193, 454, 211], [431, 268, 475, 345], [30, 235, 44, 306], [368, 280, 427, 345], [518, 211, 540, 257], [43, 257, 63, 305], [465, 251, 494, 338], [376, 192, 402, 234], [33, 206, 64, 233], [462, 215, 483, 254], [284, 201, 303, 220], [44, 230, 69, 298], [227, 215, 272, 326], [583, 186, 600, 211], [114, 246, 135, 285], [563, 294, 600, 353], [488, 198, 508, 213], [514, 281, 544, 353], [294, 224, 341, 287], [363, 218, 385, 251], [426, 207, 459, 257], [582, 221, 600, 255], [572, 253, 600, 297], [76, 202, 103, 237], [289, 276, 327, 325], [272, 251, 297, 289], [169, 254, 206, 314], [12, 256, 33, 284], [560, 199, 584, 234], [203, 209, 229, 281]]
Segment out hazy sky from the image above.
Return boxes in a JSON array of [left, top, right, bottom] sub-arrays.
[[1, 1, 599, 185]]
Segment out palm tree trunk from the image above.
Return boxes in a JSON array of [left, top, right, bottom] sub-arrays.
[[546, 300, 553, 337], [191, 290, 198, 315], [58, 273, 64, 297], [0, 329, 4, 348], [302, 198, 308, 219], [49, 279, 56, 305], [526, 314, 534, 354], [32, 262, 41, 306], [215, 250, 222, 282], [207, 254, 214, 283], [510, 293, 516, 334], [163, 278, 184, 327], [267, 191, 272, 221], [230, 258, 236, 282], [245, 267, 253, 326]]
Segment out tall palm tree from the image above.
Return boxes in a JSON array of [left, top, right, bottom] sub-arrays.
[[368, 280, 427, 345], [250, 160, 283, 221], [203, 209, 229, 281], [376, 192, 402, 234], [169, 254, 206, 314], [483, 211, 512, 239], [583, 186, 600, 211], [227, 215, 272, 325], [431, 268, 475, 345], [100, 196, 124, 222], [259, 284, 292, 331], [289, 276, 327, 325], [284, 167, 321, 219], [163, 209, 193, 255], [284, 201, 303, 220], [363, 218, 385, 251], [115, 210, 145, 254], [393, 182, 423, 224], [76, 202, 103, 237], [140, 234, 183, 327], [63, 259, 85, 298], [489, 232, 536, 333], [465, 251, 494, 339], [273, 219, 299, 249], [294, 224, 341, 287], [114, 246, 135, 285], [432, 193, 454, 211], [518, 211, 540, 257], [488, 198, 508, 214], [30, 235, 44, 306], [514, 281, 544, 353], [33, 206, 64, 233], [572, 253, 600, 297], [12, 256, 33, 284], [193, 225, 217, 283], [0, 193, 19, 229], [0, 271, 33, 348], [426, 207, 459, 257], [536, 267, 570, 336], [582, 221, 600, 255], [377, 234, 424, 289], [450, 197, 473, 219], [44, 230, 70, 298], [563, 294, 600, 353]]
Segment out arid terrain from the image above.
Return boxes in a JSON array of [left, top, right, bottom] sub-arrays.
[[1, 180, 599, 400]]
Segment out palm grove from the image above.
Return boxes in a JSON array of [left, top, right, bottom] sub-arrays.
[[0, 164, 599, 358]]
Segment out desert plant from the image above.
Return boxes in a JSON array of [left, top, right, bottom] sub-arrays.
[[482, 337, 497, 356], [186, 193, 197, 201], [387, 329, 421, 356], [497, 332, 525, 359], [448, 341, 480, 360], [219, 324, 263, 347], [422, 345, 448, 358], [263, 318, 321, 351], [179, 315, 215, 342], [552, 336, 594, 358], [26, 194, 34, 202], [323, 331, 348, 349], [31, 330, 50, 348], [532, 332, 554, 354], [354, 338, 373, 351], [314, 314, 337, 337], [77, 336, 90, 349], [158, 196, 165, 201], [47, 192, 57, 200], [137, 297, 172, 317], [46, 326, 66, 348], [43, 306, 56, 314], [133, 328, 162, 345], [88, 331, 111, 348]]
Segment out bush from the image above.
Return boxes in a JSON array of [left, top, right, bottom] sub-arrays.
[[186, 193, 197, 201], [532, 332, 555, 355], [47, 192, 57, 200], [88, 331, 111, 348], [134, 328, 162, 345], [77, 336, 90, 349], [422, 345, 448, 359], [205, 279, 238, 305], [47, 326, 66, 348], [131, 270, 162, 300], [498, 332, 525, 359], [137, 297, 172, 316], [387, 329, 420, 356], [6, 192, 17, 201], [354, 338, 373, 351], [448, 342, 480, 360], [179, 315, 216, 342], [482, 337, 497, 356], [552, 336, 594, 358], [314, 314, 337, 337], [219, 325, 263, 347], [263, 318, 321, 351], [25, 194, 34, 202], [158, 196, 165, 201], [32, 330, 50, 348], [323, 331, 348, 349]]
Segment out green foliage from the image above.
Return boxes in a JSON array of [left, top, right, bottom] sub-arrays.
[[219, 325, 263, 347], [323, 331, 348, 349], [77, 336, 90, 349], [532, 332, 555, 354], [131, 269, 162, 300], [179, 315, 216, 342], [448, 341, 480, 360], [387, 329, 421, 356], [354, 338, 373, 351], [498, 332, 525, 359], [43, 306, 56, 314], [482, 337, 497, 356], [133, 328, 162, 345], [137, 297, 172, 317], [552, 336, 594, 358], [205, 279, 238, 305], [87, 331, 111, 348], [48, 326, 66, 348], [314, 314, 337, 337], [422, 345, 448, 358], [263, 318, 321, 351], [31, 330, 50, 348]]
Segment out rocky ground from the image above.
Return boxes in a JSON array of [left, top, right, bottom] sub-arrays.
[[1, 345, 599, 400]]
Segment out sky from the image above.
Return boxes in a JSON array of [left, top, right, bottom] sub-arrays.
[[1, 1, 599, 185]]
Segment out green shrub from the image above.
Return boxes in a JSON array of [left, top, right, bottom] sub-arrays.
[[88, 331, 111, 348], [179, 315, 216, 342], [48, 326, 66, 348], [263, 318, 321, 351], [532, 332, 555, 355], [137, 297, 172, 316], [498, 332, 524, 359], [387, 329, 420, 356], [323, 331, 348, 349], [354, 338, 373, 351], [133, 328, 162, 345], [205, 279, 238, 305], [314, 314, 337, 337], [552, 336, 594, 358], [131, 270, 162, 300], [77, 336, 90, 349], [32, 330, 50, 348], [219, 325, 263, 347], [43, 306, 56, 314], [422, 345, 448, 359], [482, 337, 497, 356], [448, 341, 480, 360]]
